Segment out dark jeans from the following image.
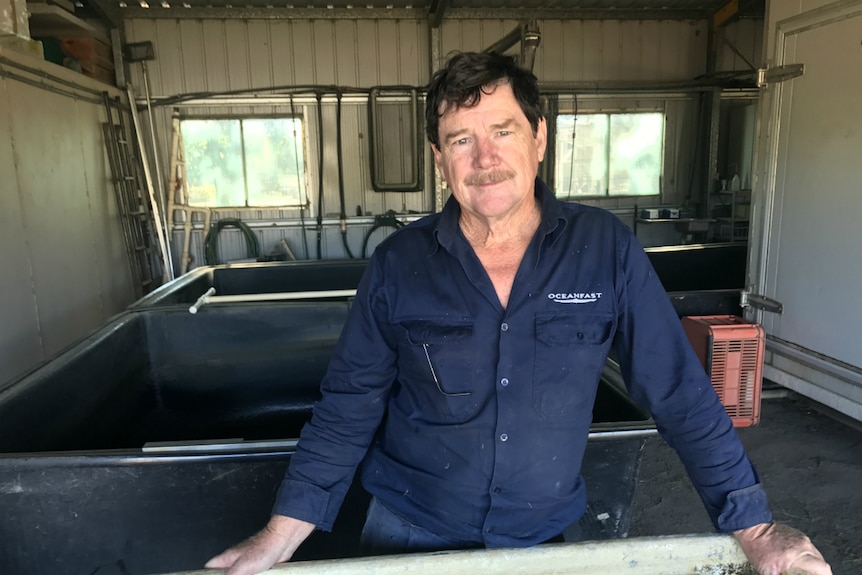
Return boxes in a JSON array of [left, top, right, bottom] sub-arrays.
[[359, 497, 482, 556], [358, 497, 567, 556]]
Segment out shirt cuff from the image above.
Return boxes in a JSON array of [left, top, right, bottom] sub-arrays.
[[272, 478, 334, 531], [716, 483, 773, 533]]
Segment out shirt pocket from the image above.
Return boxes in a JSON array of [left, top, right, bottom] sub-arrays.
[[533, 312, 616, 418], [400, 319, 480, 423]]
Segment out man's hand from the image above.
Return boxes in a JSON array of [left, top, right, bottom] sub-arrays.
[[733, 521, 832, 575], [205, 515, 316, 575]]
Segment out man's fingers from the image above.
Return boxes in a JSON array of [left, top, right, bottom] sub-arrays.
[[204, 548, 241, 569], [203, 536, 274, 574], [203, 516, 316, 575], [784, 551, 833, 575]]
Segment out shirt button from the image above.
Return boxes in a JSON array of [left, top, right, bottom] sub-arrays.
[[500, 433, 508, 442], [500, 377, 509, 387], [500, 322, 509, 332], [493, 486, 502, 494]]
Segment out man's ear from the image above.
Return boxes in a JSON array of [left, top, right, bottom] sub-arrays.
[[431, 144, 449, 185], [432, 144, 443, 170], [535, 117, 548, 162]]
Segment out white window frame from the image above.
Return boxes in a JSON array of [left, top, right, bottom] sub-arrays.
[[553, 108, 665, 199], [180, 116, 307, 209]]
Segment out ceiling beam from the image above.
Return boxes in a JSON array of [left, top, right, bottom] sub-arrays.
[[712, 0, 740, 29], [429, 0, 450, 28], [85, 0, 124, 29], [118, 5, 425, 19], [108, 6, 719, 21]]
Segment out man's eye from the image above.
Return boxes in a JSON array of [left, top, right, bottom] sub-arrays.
[[498, 130, 511, 137], [455, 138, 469, 145]]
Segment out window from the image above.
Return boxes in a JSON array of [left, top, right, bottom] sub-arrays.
[[181, 117, 306, 208], [554, 112, 663, 198]]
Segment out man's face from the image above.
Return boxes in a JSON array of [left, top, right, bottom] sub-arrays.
[[432, 82, 547, 223]]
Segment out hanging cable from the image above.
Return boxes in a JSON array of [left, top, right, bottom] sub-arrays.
[[566, 94, 578, 197], [289, 94, 310, 260], [336, 89, 355, 259], [315, 90, 325, 260]]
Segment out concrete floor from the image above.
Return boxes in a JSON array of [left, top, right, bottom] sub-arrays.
[[628, 390, 862, 575]]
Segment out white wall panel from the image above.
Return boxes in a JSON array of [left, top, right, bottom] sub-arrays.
[[355, 20, 383, 86], [0, 50, 135, 384], [440, 20, 707, 82], [312, 20, 338, 85], [580, 21, 604, 80], [225, 20, 252, 90], [292, 22, 318, 83], [525, 19, 710, 83], [600, 21, 624, 81], [637, 21, 664, 82], [11, 86, 105, 355], [159, 20, 186, 95], [0, 76, 42, 384], [440, 19, 518, 55], [269, 21, 297, 86], [203, 21, 231, 92], [77, 98, 132, 318], [182, 21, 211, 93]]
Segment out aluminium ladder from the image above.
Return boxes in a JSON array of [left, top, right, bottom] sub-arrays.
[[102, 92, 163, 298]]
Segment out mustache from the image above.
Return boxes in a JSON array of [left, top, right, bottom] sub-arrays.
[[464, 170, 516, 186]]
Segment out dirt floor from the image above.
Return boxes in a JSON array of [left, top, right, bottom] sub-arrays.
[[628, 391, 862, 575]]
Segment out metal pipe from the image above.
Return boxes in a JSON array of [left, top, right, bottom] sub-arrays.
[[483, 24, 524, 55], [521, 21, 541, 71], [315, 91, 325, 260], [141, 60, 174, 278], [188, 288, 357, 314], [127, 82, 173, 285]]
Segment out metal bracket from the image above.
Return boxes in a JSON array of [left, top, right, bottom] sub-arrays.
[[757, 63, 805, 88], [740, 289, 784, 314]]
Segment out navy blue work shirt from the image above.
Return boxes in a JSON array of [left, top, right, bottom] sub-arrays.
[[274, 177, 772, 547]]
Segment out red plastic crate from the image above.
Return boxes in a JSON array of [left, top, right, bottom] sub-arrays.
[[681, 315, 765, 427]]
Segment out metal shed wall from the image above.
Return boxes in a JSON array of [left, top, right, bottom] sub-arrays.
[[0, 48, 135, 384], [121, 16, 761, 267]]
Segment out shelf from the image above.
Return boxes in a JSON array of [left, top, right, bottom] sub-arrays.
[[27, 4, 110, 42], [637, 218, 715, 224], [636, 218, 715, 235]]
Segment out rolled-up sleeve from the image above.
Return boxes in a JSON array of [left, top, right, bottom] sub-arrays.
[[272, 256, 397, 531], [613, 233, 773, 532]]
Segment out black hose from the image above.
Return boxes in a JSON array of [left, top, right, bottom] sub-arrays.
[[336, 90, 355, 259], [315, 91, 325, 260], [204, 218, 260, 265], [362, 211, 405, 259]]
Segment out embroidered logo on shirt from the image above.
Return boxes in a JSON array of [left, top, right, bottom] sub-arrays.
[[548, 292, 603, 304]]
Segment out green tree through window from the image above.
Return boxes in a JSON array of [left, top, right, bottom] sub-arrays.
[[181, 117, 306, 208], [554, 112, 663, 198]]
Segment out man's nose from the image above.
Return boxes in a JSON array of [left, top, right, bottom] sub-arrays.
[[472, 136, 498, 167]]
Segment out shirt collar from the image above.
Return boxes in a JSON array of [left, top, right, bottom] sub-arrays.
[[432, 177, 568, 255]]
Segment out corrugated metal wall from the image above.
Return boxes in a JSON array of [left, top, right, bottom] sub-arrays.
[[124, 16, 763, 267], [0, 48, 135, 384], [125, 18, 432, 268]]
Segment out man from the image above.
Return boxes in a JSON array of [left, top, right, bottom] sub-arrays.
[[207, 51, 832, 575]]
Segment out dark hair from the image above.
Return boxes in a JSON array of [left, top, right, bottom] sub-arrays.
[[425, 51, 544, 149]]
